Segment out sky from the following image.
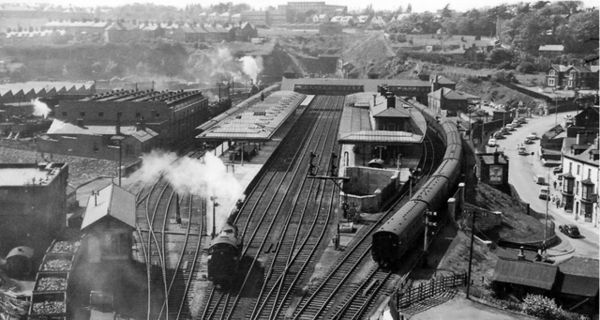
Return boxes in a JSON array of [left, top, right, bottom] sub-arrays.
[[0, 0, 598, 12]]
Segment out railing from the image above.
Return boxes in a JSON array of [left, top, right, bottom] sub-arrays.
[[395, 273, 467, 308]]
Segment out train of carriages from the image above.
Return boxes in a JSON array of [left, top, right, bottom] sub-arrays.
[[207, 94, 463, 284], [372, 112, 463, 269]]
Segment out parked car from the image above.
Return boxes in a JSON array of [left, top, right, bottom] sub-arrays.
[[553, 166, 563, 174], [494, 131, 504, 139], [524, 138, 535, 145], [517, 117, 527, 124], [507, 123, 517, 131], [559, 224, 581, 238], [487, 138, 497, 147], [511, 120, 522, 127], [533, 175, 548, 185], [538, 186, 550, 200], [527, 132, 538, 140], [518, 145, 529, 155], [501, 127, 511, 135]]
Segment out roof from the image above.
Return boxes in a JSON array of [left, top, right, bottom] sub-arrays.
[[561, 136, 599, 167], [550, 64, 571, 73], [0, 81, 94, 100], [493, 258, 558, 290], [47, 119, 158, 142], [0, 162, 66, 187], [338, 93, 426, 144], [539, 44, 564, 52], [558, 256, 599, 278], [556, 256, 599, 297], [197, 91, 305, 141], [81, 184, 136, 230], [428, 87, 478, 101], [479, 152, 508, 165], [281, 78, 433, 92]]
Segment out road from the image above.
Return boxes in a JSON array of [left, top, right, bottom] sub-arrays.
[[486, 112, 599, 259]]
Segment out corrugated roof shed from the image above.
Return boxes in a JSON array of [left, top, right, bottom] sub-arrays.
[[81, 184, 136, 230], [493, 258, 558, 290]]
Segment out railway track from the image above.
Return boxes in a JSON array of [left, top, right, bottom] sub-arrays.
[[289, 130, 443, 320], [198, 95, 344, 320], [134, 150, 207, 320]]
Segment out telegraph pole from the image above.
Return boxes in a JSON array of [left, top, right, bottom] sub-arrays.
[[466, 210, 476, 299]]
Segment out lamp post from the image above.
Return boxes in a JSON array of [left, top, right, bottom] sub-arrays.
[[210, 196, 219, 239], [110, 135, 125, 186]]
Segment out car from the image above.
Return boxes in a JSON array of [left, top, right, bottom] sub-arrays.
[[518, 145, 529, 155], [538, 186, 549, 200], [511, 121, 522, 127], [507, 123, 517, 131], [553, 166, 563, 174], [501, 127, 511, 135], [527, 132, 538, 140], [494, 131, 504, 139], [559, 224, 581, 238], [524, 138, 535, 145], [487, 138, 497, 147], [517, 117, 527, 124]]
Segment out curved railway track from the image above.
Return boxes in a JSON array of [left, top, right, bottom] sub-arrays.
[[134, 150, 206, 320], [199, 95, 344, 320]]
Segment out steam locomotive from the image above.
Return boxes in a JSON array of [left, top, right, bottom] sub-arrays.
[[372, 119, 462, 269], [207, 222, 243, 287]]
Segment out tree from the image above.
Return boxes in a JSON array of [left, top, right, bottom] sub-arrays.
[[441, 3, 452, 18], [561, 10, 599, 54], [406, 3, 412, 13], [396, 5, 403, 14]]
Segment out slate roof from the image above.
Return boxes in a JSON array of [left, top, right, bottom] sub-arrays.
[[493, 258, 558, 290], [556, 256, 599, 297], [81, 184, 136, 230]]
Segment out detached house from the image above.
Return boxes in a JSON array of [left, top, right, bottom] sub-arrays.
[[546, 64, 599, 90]]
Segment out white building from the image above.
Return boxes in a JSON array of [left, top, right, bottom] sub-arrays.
[[560, 134, 599, 226]]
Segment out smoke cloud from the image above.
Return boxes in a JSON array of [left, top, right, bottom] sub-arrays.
[[138, 150, 243, 232], [31, 98, 51, 118], [187, 47, 263, 86], [240, 56, 264, 84]]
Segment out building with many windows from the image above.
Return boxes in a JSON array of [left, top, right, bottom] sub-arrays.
[[560, 132, 599, 225], [546, 64, 600, 90]]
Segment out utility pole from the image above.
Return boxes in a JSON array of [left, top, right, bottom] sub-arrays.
[[307, 151, 350, 219], [466, 210, 476, 299], [210, 196, 219, 239]]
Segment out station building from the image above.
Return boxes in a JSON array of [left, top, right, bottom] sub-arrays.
[[39, 89, 209, 160], [0, 162, 68, 259]]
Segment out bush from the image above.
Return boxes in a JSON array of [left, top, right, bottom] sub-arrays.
[[466, 75, 481, 83], [497, 61, 513, 70], [522, 294, 568, 320], [517, 61, 536, 74], [491, 71, 516, 83]]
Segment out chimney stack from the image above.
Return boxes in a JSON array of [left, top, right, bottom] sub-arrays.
[[386, 92, 396, 109]]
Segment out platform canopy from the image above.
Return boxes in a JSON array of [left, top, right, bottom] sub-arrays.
[[196, 91, 305, 142]]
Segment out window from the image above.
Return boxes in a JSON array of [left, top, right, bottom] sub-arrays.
[[548, 78, 555, 86], [135, 112, 141, 118], [80, 112, 85, 117], [62, 112, 67, 117], [577, 165, 580, 175], [576, 181, 579, 195], [117, 112, 122, 118], [98, 112, 104, 117], [588, 169, 591, 179], [569, 162, 572, 172], [549, 70, 555, 76]]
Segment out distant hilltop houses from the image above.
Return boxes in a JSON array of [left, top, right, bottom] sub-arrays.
[[0, 19, 259, 44]]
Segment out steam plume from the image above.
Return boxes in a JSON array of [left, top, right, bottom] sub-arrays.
[[138, 150, 243, 232], [32, 98, 51, 118], [239, 56, 263, 84]]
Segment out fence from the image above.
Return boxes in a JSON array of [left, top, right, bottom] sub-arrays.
[[395, 273, 467, 308]]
